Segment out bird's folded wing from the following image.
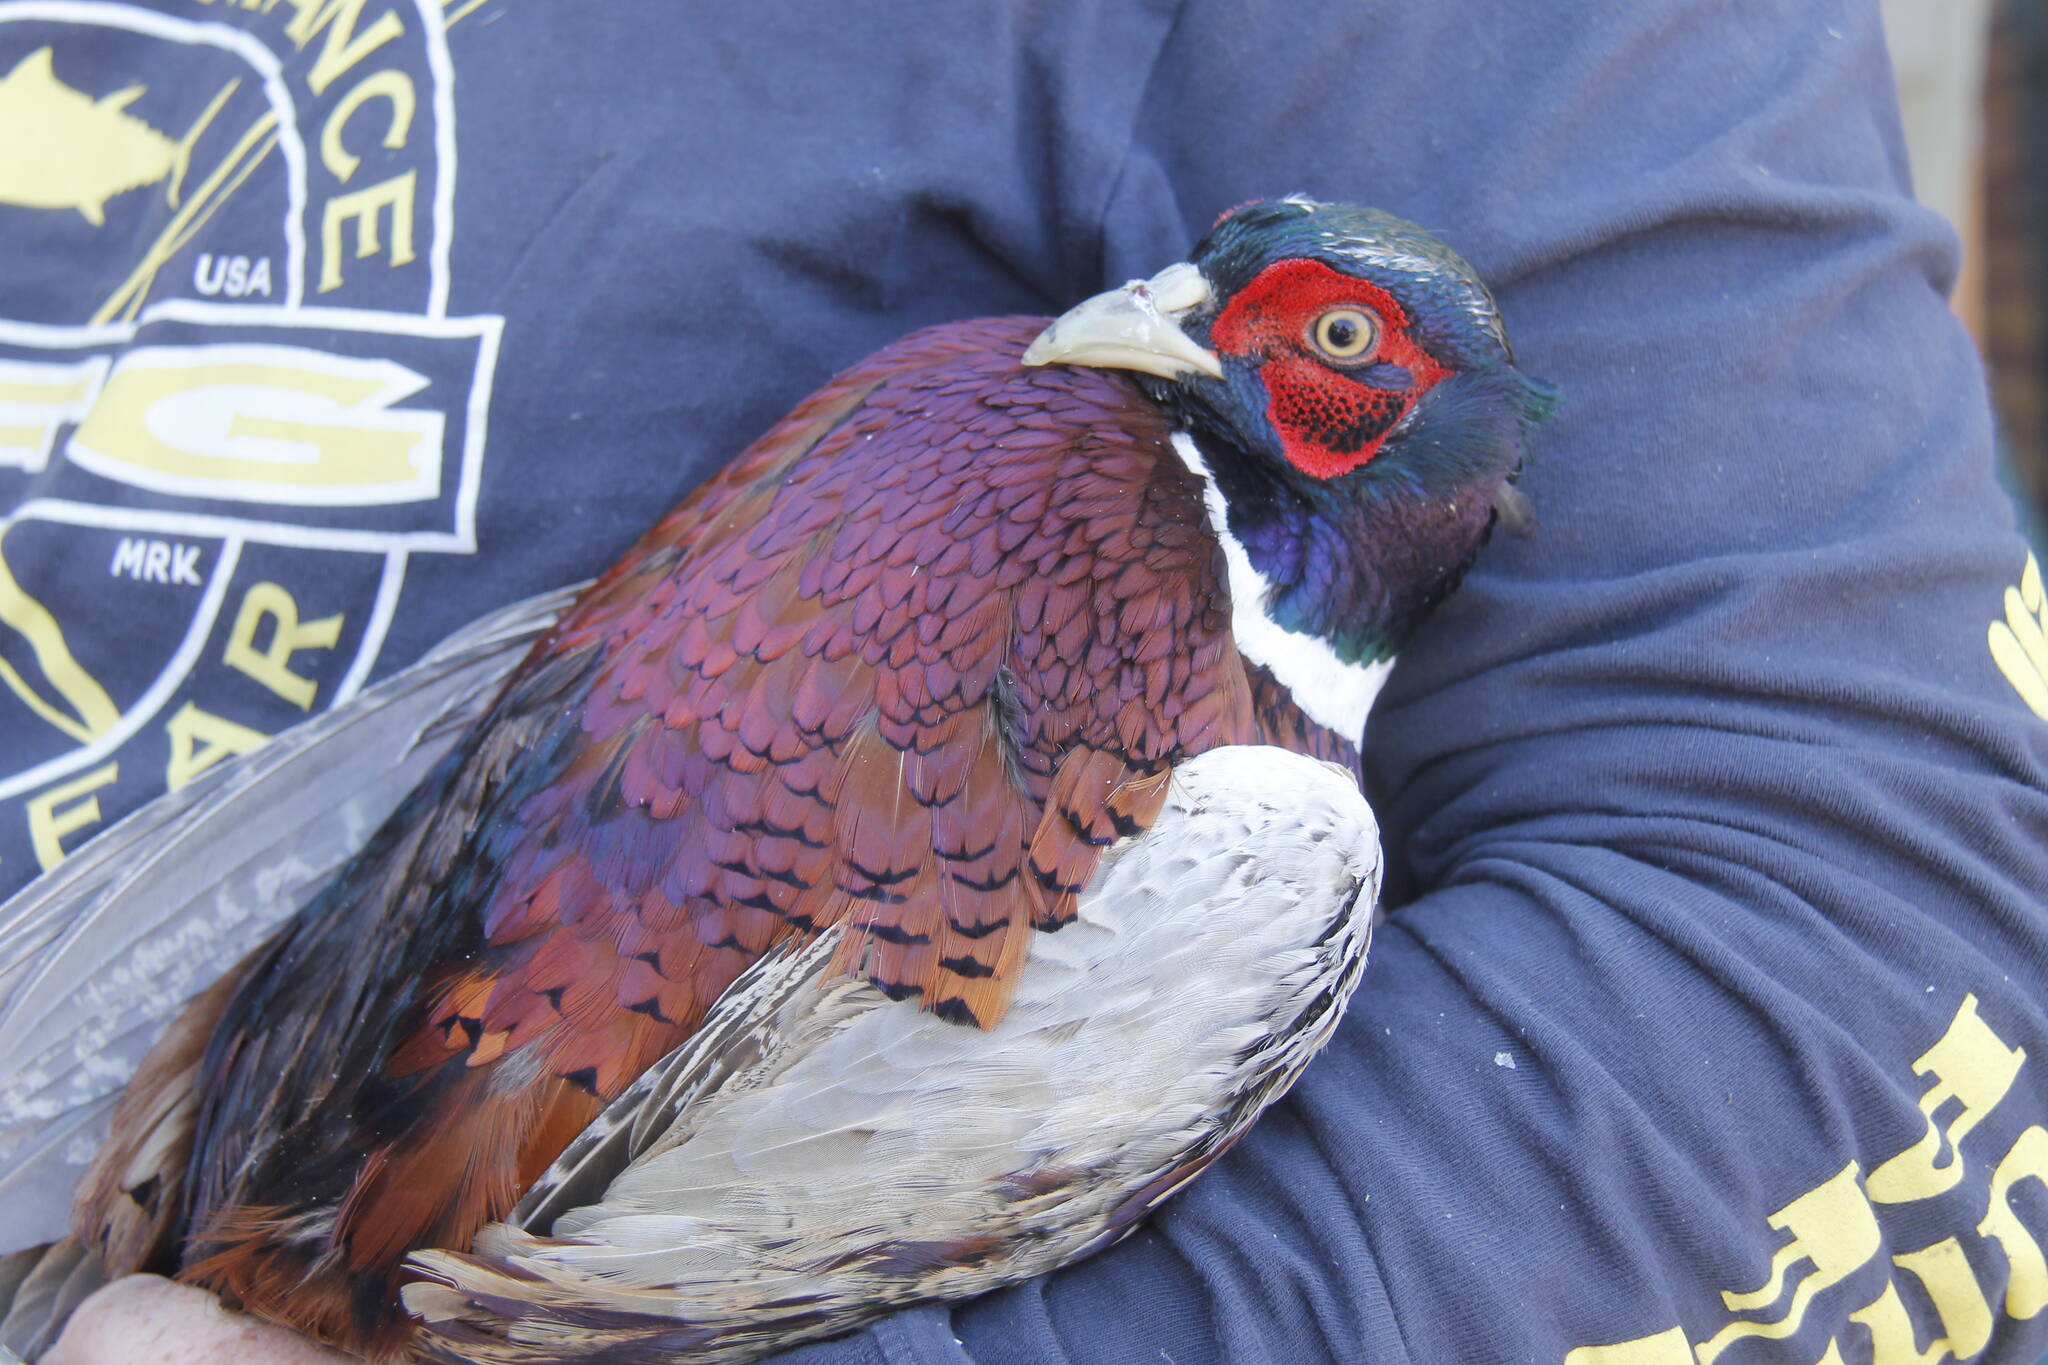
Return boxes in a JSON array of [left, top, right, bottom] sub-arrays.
[[0, 584, 585, 1255], [405, 745, 1379, 1365]]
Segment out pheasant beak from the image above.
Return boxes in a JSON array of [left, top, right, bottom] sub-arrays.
[[1022, 262, 1224, 381]]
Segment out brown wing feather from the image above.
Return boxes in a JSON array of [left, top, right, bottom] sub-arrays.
[[108, 317, 1343, 1353], [75, 964, 252, 1277]]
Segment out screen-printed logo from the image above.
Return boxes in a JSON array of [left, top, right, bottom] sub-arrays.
[[0, 0, 501, 885]]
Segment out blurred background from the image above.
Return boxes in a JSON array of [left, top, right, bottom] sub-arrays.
[[1892, 0, 2045, 540]]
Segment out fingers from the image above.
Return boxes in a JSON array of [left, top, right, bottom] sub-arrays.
[[43, 1275, 357, 1365]]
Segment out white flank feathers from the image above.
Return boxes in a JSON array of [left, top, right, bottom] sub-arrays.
[[1168, 431, 1392, 742]]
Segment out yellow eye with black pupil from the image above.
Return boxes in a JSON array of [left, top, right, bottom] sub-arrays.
[[1310, 308, 1378, 363]]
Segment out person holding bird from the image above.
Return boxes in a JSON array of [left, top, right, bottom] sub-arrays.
[[1, 3, 2044, 1364]]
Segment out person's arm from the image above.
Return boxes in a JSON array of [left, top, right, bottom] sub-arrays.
[[774, 2, 2048, 1360]]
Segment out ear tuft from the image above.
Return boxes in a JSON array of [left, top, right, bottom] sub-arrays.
[[1516, 376, 1562, 426]]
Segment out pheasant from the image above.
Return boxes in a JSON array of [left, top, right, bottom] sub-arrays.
[[16, 197, 1552, 1362]]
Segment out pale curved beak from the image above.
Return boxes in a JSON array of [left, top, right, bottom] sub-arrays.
[[1022, 262, 1223, 381]]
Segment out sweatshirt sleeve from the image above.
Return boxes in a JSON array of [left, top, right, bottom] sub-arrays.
[[774, 1, 2048, 1360]]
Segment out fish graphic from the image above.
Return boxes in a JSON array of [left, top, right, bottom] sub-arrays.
[[0, 47, 222, 226]]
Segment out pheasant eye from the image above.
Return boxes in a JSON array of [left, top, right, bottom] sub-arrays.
[[1310, 308, 1378, 363]]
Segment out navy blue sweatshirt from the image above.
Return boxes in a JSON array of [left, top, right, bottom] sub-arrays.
[[0, 2, 2043, 1361]]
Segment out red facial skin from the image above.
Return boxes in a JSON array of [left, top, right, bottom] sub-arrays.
[[1209, 258, 1451, 480]]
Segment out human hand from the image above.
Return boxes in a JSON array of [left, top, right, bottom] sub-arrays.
[[43, 1275, 354, 1365]]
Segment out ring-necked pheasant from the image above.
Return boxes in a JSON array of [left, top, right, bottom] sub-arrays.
[[38, 198, 1552, 1362]]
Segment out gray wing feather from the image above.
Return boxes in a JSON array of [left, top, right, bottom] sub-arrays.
[[0, 586, 583, 1255], [0, 1239, 102, 1361]]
